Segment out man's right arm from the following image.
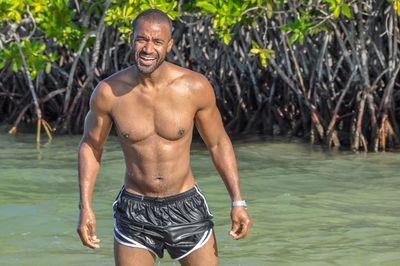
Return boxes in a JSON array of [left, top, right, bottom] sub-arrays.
[[77, 82, 113, 249]]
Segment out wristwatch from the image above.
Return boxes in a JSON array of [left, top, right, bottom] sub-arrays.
[[232, 200, 247, 207]]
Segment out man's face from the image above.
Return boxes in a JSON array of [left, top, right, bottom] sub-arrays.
[[133, 20, 173, 74]]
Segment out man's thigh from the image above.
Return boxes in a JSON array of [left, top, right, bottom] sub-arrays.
[[179, 231, 218, 266], [114, 240, 156, 266]]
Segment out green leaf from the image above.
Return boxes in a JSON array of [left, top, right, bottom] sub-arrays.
[[289, 32, 299, 45], [266, 3, 273, 19], [167, 11, 181, 19], [0, 60, 6, 69], [45, 62, 52, 74], [119, 26, 131, 34], [196, 2, 217, 13], [342, 4, 352, 19], [251, 40, 259, 48], [333, 6, 341, 19], [325, 0, 336, 8], [223, 33, 231, 44], [30, 69, 37, 79], [250, 48, 261, 54], [241, 2, 248, 11], [11, 61, 19, 72], [325, 0, 336, 5], [299, 33, 304, 45], [212, 17, 219, 29], [279, 25, 291, 32], [220, 15, 226, 26], [260, 55, 267, 67], [126, 6, 133, 16], [39, 43, 46, 52]]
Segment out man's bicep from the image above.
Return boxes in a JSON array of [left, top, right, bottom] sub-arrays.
[[81, 81, 114, 148], [193, 75, 227, 146], [195, 104, 226, 147], [82, 109, 112, 149]]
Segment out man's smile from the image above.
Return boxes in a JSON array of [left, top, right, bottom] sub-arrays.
[[138, 54, 157, 66]]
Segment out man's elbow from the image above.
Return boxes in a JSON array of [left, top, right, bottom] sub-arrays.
[[78, 139, 103, 161], [207, 134, 232, 153]]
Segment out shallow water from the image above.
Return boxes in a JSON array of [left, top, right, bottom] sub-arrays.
[[0, 133, 399, 266]]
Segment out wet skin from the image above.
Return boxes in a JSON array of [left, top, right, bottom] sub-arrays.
[[77, 19, 252, 265]]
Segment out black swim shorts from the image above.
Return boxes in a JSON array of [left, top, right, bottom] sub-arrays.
[[113, 184, 214, 260]]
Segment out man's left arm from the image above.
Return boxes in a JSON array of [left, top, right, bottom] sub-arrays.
[[194, 76, 253, 240]]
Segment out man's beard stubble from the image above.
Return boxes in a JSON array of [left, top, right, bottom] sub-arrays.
[[135, 53, 165, 74]]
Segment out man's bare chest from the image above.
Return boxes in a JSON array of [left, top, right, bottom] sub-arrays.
[[111, 93, 195, 142]]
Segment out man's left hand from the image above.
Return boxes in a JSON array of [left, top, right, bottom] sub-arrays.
[[229, 206, 253, 240]]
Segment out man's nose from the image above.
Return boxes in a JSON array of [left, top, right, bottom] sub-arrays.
[[143, 41, 155, 53]]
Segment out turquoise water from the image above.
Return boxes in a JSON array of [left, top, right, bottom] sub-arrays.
[[0, 133, 399, 265]]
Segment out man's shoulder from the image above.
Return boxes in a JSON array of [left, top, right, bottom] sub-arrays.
[[91, 66, 136, 104], [89, 81, 114, 113], [89, 68, 134, 110], [169, 63, 211, 90], [102, 66, 136, 89], [168, 63, 215, 109]]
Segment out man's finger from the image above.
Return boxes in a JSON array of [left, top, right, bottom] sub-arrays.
[[230, 216, 253, 240], [229, 222, 241, 239], [87, 221, 98, 242], [234, 223, 249, 240], [87, 222, 100, 248], [77, 226, 100, 249], [91, 235, 101, 244], [77, 226, 90, 246], [83, 234, 100, 249]]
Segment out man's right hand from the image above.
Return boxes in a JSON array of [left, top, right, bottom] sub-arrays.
[[77, 207, 100, 249]]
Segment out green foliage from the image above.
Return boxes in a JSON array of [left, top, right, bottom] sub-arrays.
[[34, 0, 83, 49], [393, 0, 400, 16], [0, 39, 57, 79], [139, 0, 180, 18], [250, 41, 274, 68], [249, 0, 277, 19], [280, 1, 352, 45], [280, 10, 316, 45], [0, 0, 371, 81], [0, 0, 26, 23], [196, 0, 249, 44], [324, 0, 352, 19], [0, 0, 83, 49], [105, 0, 180, 40]]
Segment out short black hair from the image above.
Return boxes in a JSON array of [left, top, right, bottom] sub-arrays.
[[133, 9, 173, 36]]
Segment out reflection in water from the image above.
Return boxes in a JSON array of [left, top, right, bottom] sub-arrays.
[[0, 134, 399, 265]]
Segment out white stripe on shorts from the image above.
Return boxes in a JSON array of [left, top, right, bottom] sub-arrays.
[[173, 228, 213, 261]]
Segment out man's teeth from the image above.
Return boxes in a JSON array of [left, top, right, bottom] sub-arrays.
[[140, 56, 156, 60]]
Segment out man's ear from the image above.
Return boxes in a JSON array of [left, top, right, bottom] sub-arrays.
[[167, 38, 173, 52]]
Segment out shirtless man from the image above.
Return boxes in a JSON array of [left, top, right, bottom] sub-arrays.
[[77, 9, 252, 266]]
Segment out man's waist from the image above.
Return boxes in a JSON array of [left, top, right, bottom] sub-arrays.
[[120, 184, 199, 204], [123, 172, 196, 198]]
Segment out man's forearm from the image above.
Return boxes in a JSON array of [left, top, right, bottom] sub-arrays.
[[208, 136, 243, 201], [78, 141, 102, 209]]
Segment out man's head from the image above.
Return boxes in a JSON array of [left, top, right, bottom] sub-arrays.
[[132, 9, 173, 74]]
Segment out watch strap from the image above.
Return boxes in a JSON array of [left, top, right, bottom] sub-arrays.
[[232, 200, 247, 207]]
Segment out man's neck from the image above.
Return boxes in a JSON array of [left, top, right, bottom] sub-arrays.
[[137, 62, 169, 89]]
